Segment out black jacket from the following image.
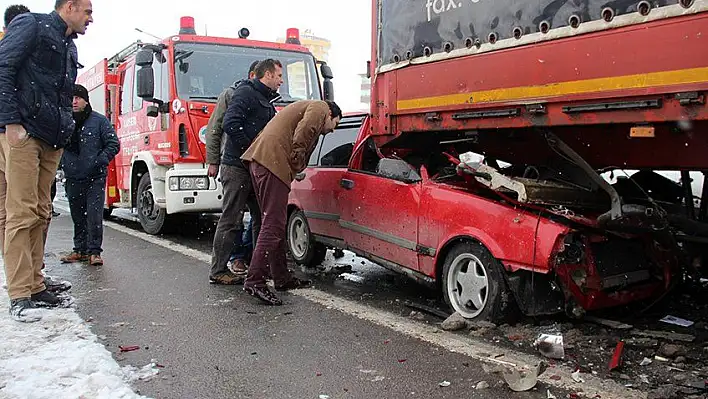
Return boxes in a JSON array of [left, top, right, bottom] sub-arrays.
[[221, 79, 278, 166], [0, 12, 79, 148], [61, 111, 120, 180]]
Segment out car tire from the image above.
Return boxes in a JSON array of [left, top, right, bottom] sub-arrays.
[[442, 241, 515, 323], [137, 173, 167, 235], [287, 209, 327, 267]]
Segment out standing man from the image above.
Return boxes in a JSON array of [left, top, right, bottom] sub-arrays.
[[209, 59, 283, 285], [0, 0, 93, 322], [60, 85, 119, 266], [2, 5, 29, 33], [205, 60, 260, 274], [241, 100, 342, 305]]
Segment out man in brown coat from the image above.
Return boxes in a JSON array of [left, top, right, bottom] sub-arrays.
[[241, 100, 342, 305]]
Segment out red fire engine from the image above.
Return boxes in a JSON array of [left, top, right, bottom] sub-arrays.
[[77, 17, 334, 234]]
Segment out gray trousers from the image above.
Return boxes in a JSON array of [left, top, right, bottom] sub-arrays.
[[210, 163, 261, 277]]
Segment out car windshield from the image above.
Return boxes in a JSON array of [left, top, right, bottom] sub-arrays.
[[173, 42, 321, 103]]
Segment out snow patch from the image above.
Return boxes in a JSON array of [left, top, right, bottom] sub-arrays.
[[0, 264, 152, 399]]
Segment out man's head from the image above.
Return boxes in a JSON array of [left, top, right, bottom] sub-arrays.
[[73, 84, 89, 112], [4, 4, 29, 32], [248, 60, 259, 80], [255, 59, 283, 92], [55, 0, 93, 36], [322, 101, 342, 134]]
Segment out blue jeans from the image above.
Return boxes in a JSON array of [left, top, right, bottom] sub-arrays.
[[230, 216, 253, 262]]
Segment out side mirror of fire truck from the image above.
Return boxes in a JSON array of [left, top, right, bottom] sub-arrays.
[[318, 62, 334, 101], [136, 49, 156, 101]]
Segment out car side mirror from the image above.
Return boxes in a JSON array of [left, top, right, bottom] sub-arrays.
[[136, 66, 155, 99], [377, 158, 421, 183]]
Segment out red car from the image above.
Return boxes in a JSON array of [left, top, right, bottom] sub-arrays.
[[287, 113, 676, 321]]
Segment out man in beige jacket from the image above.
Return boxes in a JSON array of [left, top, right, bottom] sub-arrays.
[[241, 100, 341, 305]]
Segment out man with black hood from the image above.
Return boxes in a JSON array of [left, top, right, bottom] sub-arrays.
[[209, 59, 282, 285], [60, 84, 119, 267]]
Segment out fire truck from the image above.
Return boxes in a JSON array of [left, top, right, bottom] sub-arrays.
[[77, 17, 334, 234]]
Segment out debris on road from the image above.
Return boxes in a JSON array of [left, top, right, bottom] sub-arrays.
[[608, 341, 625, 371], [404, 300, 450, 319], [585, 316, 633, 330], [547, 389, 557, 399], [625, 337, 659, 348], [438, 380, 451, 387], [659, 343, 686, 358], [534, 333, 564, 359], [475, 380, 489, 389], [408, 311, 426, 321], [571, 369, 584, 383], [118, 345, 140, 353], [441, 312, 468, 331], [632, 329, 695, 342], [660, 315, 694, 328], [502, 362, 547, 392], [640, 357, 652, 366]]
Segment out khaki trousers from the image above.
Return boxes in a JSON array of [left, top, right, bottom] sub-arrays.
[[0, 135, 62, 299]]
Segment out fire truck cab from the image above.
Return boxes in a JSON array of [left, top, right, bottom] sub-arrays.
[[77, 17, 334, 234]]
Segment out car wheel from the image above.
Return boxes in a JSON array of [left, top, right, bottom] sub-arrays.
[[442, 241, 514, 323], [137, 173, 167, 235], [287, 209, 327, 267]]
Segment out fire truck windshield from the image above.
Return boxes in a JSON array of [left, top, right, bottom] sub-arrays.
[[174, 43, 321, 103]]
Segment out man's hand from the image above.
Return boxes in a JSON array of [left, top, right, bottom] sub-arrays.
[[5, 124, 28, 147], [207, 164, 219, 178]]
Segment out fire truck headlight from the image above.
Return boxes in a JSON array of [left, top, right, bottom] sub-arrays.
[[180, 177, 196, 190], [169, 177, 179, 191], [195, 177, 209, 190]]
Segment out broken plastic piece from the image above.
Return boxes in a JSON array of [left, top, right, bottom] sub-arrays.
[[571, 369, 585, 383], [534, 333, 564, 359], [502, 362, 548, 392], [640, 357, 652, 366], [547, 390, 557, 399], [439, 381, 451, 387], [608, 341, 624, 371], [118, 345, 140, 353], [660, 315, 694, 327]]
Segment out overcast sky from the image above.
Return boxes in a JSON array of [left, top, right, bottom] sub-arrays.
[[15, 0, 372, 111]]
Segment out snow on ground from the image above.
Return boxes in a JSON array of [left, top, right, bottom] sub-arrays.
[[0, 263, 155, 399]]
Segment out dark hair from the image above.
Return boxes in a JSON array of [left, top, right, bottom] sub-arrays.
[[254, 59, 282, 79], [54, 0, 68, 10], [325, 100, 342, 120], [4, 4, 29, 27], [248, 60, 259, 75]]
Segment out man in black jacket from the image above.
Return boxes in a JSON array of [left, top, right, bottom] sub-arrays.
[[60, 85, 119, 267], [0, 0, 93, 322], [209, 59, 282, 285]]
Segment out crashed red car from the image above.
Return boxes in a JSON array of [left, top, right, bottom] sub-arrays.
[[287, 113, 679, 321]]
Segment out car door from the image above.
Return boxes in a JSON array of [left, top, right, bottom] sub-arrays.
[[338, 137, 423, 272], [289, 114, 364, 241]]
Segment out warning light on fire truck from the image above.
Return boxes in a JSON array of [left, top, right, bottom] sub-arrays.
[[238, 28, 250, 39], [285, 28, 301, 45], [179, 16, 196, 35]]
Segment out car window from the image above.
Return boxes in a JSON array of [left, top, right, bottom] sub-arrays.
[[308, 136, 323, 167], [319, 126, 359, 167]]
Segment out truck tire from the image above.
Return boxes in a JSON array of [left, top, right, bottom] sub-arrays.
[[442, 241, 515, 323], [287, 209, 327, 267], [137, 173, 167, 235]]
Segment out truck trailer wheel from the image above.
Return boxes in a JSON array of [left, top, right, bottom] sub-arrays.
[[442, 241, 514, 323], [287, 210, 326, 267], [137, 173, 167, 235]]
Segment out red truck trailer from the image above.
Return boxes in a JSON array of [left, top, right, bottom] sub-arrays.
[[77, 17, 334, 234]]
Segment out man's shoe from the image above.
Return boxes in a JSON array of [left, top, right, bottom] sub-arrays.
[[209, 272, 245, 285], [61, 252, 88, 263], [31, 289, 60, 307], [227, 259, 248, 275], [275, 277, 312, 292], [51, 211, 61, 217], [9, 298, 42, 323], [44, 276, 72, 293], [244, 286, 282, 306], [89, 255, 104, 266]]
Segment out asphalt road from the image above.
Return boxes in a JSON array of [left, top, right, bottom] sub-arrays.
[[45, 207, 572, 399]]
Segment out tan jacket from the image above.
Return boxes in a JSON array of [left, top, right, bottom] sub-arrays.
[[241, 100, 329, 185]]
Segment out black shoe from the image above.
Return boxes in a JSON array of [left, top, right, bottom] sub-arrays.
[[44, 276, 72, 293], [244, 286, 283, 306], [9, 298, 42, 322], [51, 211, 61, 217], [275, 277, 312, 291], [31, 290, 60, 307]]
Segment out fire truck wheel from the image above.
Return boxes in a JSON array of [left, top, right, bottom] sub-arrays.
[[287, 209, 327, 267], [137, 173, 167, 235], [442, 241, 514, 323]]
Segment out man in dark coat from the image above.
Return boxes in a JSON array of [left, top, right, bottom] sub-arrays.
[[0, 0, 93, 322], [209, 59, 282, 285], [60, 84, 119, 267]]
